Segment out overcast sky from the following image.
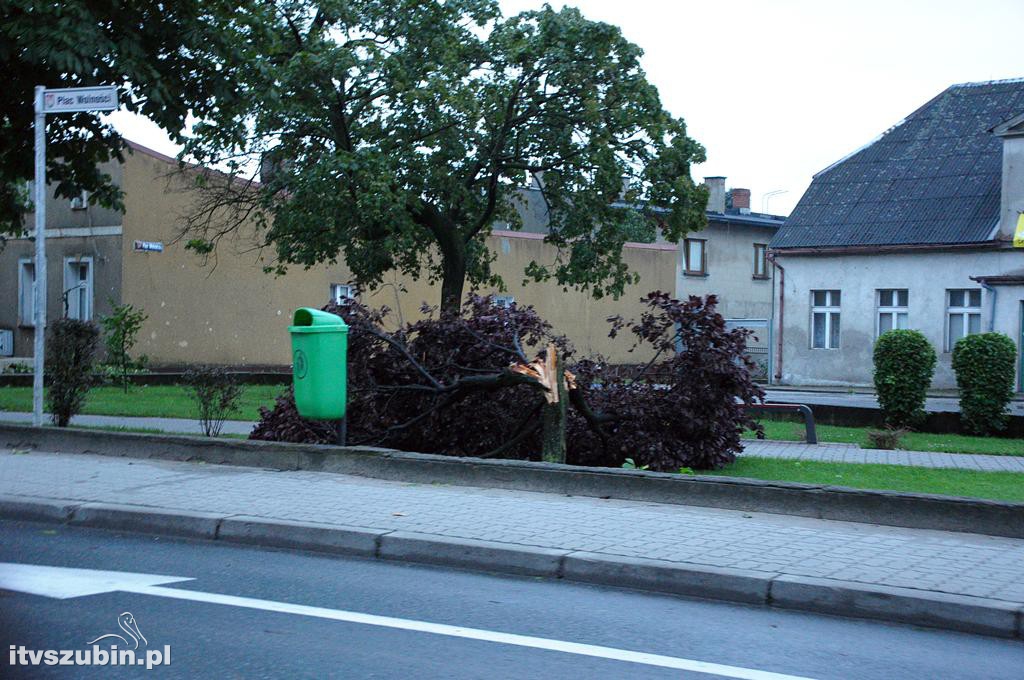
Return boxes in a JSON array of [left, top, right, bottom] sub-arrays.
[[108, 0, 1024, 216]]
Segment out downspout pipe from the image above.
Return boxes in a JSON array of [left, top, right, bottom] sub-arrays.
[[768, 251, 784, 382], [970, 276, 997, 332]]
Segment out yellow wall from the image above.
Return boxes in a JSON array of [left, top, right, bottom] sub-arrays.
[[120, 149, 671, 367]]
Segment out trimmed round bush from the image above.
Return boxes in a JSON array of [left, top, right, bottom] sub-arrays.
[[873, 329, 936, 427], [952, 332, 1017, 435]]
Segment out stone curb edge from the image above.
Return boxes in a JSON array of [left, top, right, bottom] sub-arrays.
[[4, 423, 1024, 539], [1, 494, 1021, 640]]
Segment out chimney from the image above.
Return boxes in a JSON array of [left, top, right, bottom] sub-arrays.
[[993, 116, 1024, 239], [530, 170, 545, 190], [732, 188, 751, 214], [705, 176, 726, 213]]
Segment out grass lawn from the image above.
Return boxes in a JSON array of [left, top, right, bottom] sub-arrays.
[[0, 384, 283, 421], [700, 456, 1024, 503], [744, 419, 1024, 457]]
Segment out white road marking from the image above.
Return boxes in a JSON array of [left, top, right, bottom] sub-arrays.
[[0, 562, 814, 680]]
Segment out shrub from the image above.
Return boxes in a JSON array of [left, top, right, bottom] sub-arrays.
[[872, 329, 936, 427], [570, 292, 765, 471], [184, 365, 244, 437], [99, 301, 148, 392], [952, 332, 1016, 435], [46, 318, 100, 427], [866, 426, 908, 450]]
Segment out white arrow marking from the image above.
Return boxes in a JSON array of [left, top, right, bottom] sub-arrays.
[[0, 562, 193, 599], [0, 562, 814, 680]]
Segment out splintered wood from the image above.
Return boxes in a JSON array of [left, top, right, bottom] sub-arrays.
[[509, 343, 575, 403]]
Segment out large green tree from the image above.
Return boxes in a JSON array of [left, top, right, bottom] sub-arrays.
[[182, 0, 708, 312], [0, 0, 249, 238]]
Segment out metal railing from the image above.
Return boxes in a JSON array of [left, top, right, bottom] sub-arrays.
[[745, 402, 817, 444]]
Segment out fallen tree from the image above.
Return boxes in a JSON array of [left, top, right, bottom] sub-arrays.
[[250, 293, 763, 470]]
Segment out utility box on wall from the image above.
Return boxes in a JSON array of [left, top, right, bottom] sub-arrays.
[[0, 329, 13, 357]]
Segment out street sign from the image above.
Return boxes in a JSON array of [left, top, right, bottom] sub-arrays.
[[133, 240, 164, 253], [41, 86, 118, 114], [31, 84, 120, 426]]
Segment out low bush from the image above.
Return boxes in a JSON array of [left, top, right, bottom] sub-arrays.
[[873, 330, 935, 427], [183, 365, 244, 436], [865, 426, 908, 450], [46, 318, 100, 426], [952, 332, 1016, 435]]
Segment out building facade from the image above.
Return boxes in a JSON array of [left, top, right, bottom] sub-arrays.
[[769, 79, 1024, 388], [2, 142, 781, 369]]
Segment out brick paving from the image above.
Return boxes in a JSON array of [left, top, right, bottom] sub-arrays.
[[740, 440, 1024, 473], [3, 449, 1024, 604]]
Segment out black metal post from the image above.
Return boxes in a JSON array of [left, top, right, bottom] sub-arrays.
[[336, 417, 347, 446]]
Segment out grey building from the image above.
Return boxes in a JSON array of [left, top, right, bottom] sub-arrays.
[[769, 79, 1024, 388]]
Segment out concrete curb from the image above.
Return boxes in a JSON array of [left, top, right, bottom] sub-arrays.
[[4, 423, 1024, 539], [1, 494, 1021, 639]]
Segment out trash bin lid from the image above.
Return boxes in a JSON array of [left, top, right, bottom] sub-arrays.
[[289, 307, 349, 333]]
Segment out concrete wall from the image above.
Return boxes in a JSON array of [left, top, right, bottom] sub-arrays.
[[0, 159, 124, 358], [119, 149, 678, 366], [999, 134, 1024, 239], [675, 220, 776, 320], [773, 248, 1024, 388]]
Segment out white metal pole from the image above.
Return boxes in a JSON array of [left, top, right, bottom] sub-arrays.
[[32, 86, 46, 427]]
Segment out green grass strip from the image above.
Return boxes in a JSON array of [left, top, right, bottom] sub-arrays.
[[0, 385, 282, 421], [701, 456, 1024, 502]]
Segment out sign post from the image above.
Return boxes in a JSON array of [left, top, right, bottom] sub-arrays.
[[32, 85, 118, 426]]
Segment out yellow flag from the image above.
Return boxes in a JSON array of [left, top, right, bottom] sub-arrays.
[[1015, 213, 1024, 248]]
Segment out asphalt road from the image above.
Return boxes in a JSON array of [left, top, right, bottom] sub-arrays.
[[1, 521, 1022, 679]]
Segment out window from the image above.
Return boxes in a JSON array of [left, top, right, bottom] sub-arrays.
[[753, 244, 768, 279], [70, 189, 88, 210], [330, 283, 355, 303], [946, 288, 982, 351], [493, 294, 515, 308], [684, 238, 706, 275], [63, 257, 93, 321], [877, 289, 909, 335], [18, 259, 34, 326], [811, 289, 841, 349]]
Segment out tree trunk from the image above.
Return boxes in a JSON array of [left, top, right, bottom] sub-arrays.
[[541, 346, 567, 464], [439, 248, 467, 315]]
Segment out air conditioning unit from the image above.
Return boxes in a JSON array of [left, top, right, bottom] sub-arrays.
[[0, 329, 13, 357]]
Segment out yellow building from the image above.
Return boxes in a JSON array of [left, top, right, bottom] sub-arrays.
[[1, 142, 781, 369]]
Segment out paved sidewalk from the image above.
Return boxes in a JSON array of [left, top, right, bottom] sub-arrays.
[[740, 440, 1024, 473], [3, 449, 1024, 607], [0, 410, 255, 436], [764, 388, 1024, 417]]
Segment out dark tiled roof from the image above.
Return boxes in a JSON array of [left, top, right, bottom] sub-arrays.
[[772, 79, 1024, 249]]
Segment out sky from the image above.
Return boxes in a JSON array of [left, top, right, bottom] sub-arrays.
[[107, 0, 1024, 217]]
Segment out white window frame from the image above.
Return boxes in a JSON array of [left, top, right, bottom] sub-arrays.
[[945, 288, 982, 351], [876, 288, 909, 337], [63, 256, 94, 321], [17, 258, 35, 327], [810, 289, 841, 349], [492, 294, 515, 309], [70, 189, 88, 210], [330, 283, 355, 303], [753, 243, 768, 279]]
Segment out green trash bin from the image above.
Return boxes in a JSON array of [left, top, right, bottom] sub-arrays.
[[289, 307, 348, 420]]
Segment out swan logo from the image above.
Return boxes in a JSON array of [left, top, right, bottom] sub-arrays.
[[87, 612, 147, 649]]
